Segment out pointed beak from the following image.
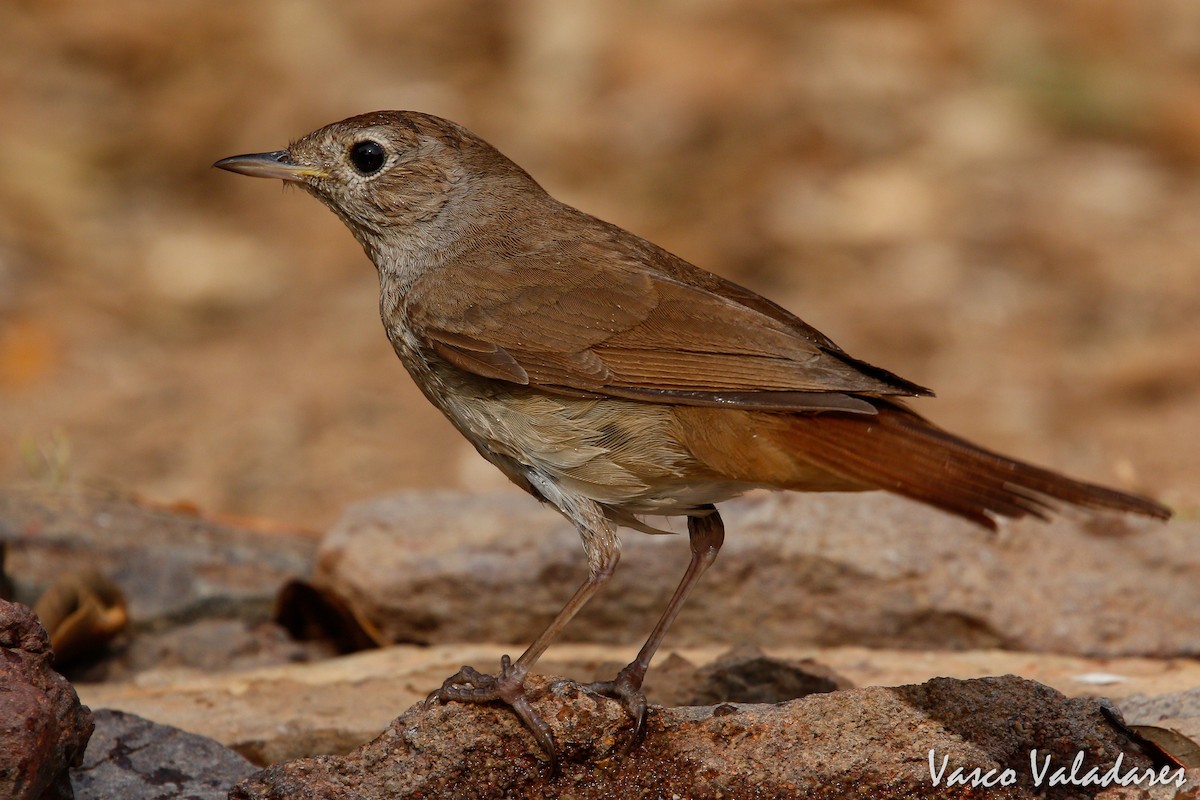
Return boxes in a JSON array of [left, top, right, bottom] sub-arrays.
[[213, 150, 327, 182]]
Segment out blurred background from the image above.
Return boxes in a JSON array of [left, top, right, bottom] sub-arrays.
[[0, 0, 1196, 528]]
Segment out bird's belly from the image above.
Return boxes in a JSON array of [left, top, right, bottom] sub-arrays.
[[413, 369, 756, 515], [385, 324, 850, 517]]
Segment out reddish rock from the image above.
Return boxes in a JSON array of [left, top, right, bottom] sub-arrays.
[[0, 600, 94, 800], [230, 674, 1171, 800]]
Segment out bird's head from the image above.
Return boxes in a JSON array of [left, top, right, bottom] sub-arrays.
[[215, 111, 542, 267]]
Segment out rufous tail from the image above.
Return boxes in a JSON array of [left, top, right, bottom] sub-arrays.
[[780, 400, 1171, 530]]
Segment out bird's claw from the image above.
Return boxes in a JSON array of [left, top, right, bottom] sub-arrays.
[[583, 663, 649, 752], [426, 654, 558, 767], [426, 662, 501, 705]]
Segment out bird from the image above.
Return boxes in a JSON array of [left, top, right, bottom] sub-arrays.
[[215, 110, 1171, 761]]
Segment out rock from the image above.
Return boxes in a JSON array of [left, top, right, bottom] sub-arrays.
[[75, 643, 1200, 769], [644, 644, 850, 708], [1120, 686, 1200, 730], [1117, 686, 1200, 770], [230, 674, 1177, 800], [315, 490, 1196, 657], [68, 617, 333, 684], [75, 644, 519, 766], [0, 485, 316, 646], [0, 599, 94, 800], [71, 709, 257, 800]]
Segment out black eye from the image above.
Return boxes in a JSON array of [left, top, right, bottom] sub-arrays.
[[349, 140, 386, 174]]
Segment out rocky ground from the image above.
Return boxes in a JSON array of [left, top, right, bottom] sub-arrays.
[[2, 1, 1198, 798], [3, 485, 1199, 798]]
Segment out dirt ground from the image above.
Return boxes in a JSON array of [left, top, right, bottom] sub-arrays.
[[1, 0, 1196, 529]]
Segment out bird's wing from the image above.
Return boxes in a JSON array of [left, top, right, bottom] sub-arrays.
[[406, 238, 928, 414]]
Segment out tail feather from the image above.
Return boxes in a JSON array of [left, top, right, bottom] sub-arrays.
[[780, 400, 1171, 530]]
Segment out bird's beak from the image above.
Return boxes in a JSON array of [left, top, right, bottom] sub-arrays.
[[213, 150, 327, 182]]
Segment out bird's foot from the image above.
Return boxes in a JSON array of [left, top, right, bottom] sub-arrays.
[[426, 654, 557, 765], [582, 662, 649, 750]]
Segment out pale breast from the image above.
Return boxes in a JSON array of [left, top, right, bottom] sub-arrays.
[[382, 297, 765, 518]]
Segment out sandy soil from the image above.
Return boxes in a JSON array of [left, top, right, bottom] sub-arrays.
[[1, 0, 1196, 528]]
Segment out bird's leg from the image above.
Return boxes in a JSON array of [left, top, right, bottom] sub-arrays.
[[585, 505, 725, 744], [428, 490, 620, 762]]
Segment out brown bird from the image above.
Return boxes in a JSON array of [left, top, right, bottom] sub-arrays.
[[215, 111, 1170, 759]]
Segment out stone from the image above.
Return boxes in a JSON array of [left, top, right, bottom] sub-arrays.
[[71, 709, 257, 800], [1121, 686, 1200, 730], [314, 490, 1196, 657], [646, 644, 851, 707], [75, 643, 1200, 769], [229, 674, 1182, 800], [67, 618, 332, 684], [1117, 686, 1200, 771], [0, 599, 94, 800], [0, 485, 316, 646]]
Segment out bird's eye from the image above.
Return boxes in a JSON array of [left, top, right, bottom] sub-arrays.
[[348, 140, 386, 174]]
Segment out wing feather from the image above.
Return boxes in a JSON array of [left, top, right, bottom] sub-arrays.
[[407, 234, 929, 413]]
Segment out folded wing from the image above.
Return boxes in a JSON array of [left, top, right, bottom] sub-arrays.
[[408, 237, 929, 414]]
